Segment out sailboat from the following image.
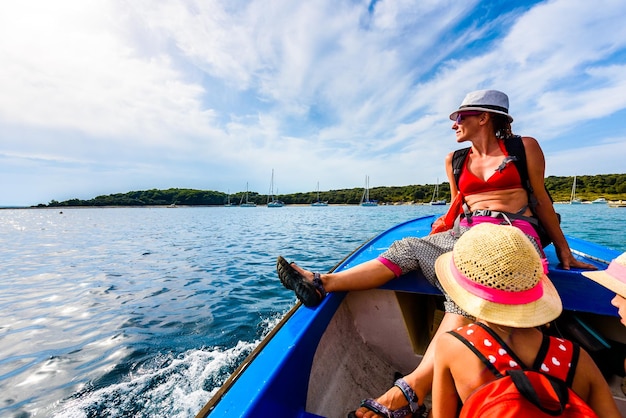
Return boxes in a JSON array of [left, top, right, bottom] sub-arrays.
[[429, 179, 446, 205], [360, 175, 378, 206], [267, 169, 285, 207], [224, 189, 237, 207], [239, 183, 256, 207], [311, 182, 328, 207], [570, 176, 582, 204]]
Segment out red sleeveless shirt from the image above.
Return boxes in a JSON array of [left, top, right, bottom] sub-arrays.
[[458, 140, 523, 196]]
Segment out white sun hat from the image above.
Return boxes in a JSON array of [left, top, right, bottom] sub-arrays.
[[449, 89, 514, 123]]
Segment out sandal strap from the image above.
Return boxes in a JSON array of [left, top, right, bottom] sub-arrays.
[[359, 398, 412, 418], [312, 272, 327, 299], [394, 378, 421, 414]]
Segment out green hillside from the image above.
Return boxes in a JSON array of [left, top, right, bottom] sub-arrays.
[[38, 173, 626, 207]]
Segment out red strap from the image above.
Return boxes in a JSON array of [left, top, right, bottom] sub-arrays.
[[455, 324, 523, 375], [453, 323, 574, 381], [539, 337, 574, 382]]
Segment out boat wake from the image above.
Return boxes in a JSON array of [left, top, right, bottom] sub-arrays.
[[51, 315, 285, 418]]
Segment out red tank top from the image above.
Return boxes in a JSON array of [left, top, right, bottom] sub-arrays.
[[458, 140, 523, 196]]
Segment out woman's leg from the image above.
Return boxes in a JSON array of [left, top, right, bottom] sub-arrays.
[[285, 234, 456, 295], [354, 312, 472, 418], [288, 258, 397, 292]]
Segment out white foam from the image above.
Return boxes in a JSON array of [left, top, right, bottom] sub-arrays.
[[51, 339, 260, 417]]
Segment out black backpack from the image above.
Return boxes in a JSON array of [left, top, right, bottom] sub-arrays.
[[451, 135, 559, 247]]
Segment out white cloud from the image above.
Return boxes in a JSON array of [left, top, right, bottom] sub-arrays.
[[1, 0, 625, 205]]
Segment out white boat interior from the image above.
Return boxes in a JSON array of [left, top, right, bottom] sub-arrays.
[[306, 289, 626, 418]]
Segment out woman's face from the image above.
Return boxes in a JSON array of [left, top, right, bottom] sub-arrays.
[[452, 111, 484, 143]]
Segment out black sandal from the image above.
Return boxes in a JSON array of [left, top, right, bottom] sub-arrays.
[[276, 256, 326, 307], [347, 378, 425, 418]]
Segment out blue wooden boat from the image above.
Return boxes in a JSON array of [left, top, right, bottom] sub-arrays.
[[197, 215, 626, 418]]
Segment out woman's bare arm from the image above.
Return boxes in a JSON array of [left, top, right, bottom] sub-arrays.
[[521, 136, 594, 270], [432, 333, 461, 418]]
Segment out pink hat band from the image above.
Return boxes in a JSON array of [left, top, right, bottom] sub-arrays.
[[607, 260, 626, 282], [449, 257, 545, 305]]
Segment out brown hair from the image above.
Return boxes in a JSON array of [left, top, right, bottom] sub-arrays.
[[490, 113, 513, 139]]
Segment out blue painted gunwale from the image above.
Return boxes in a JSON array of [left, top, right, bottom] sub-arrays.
[[198, 215, 620, 418]]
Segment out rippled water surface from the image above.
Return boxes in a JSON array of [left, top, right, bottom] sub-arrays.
[[0, 204, 624, 417]]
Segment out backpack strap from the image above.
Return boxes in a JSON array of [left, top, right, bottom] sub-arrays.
[[502, 135, 532, 194], [449, 330, 503, 378], [531, 336, 579, 387], [507, 369, 570, 415], [451, 147, 471, 189], [502, 135, 557, 208], [450, 147, 472, 222], [448, 323, 527, 378], [450, 324, 579, 386]]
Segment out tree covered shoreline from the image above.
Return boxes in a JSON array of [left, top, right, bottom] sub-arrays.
[[38, 173, 626, 207]]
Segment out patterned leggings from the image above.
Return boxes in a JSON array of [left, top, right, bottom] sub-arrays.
[[379, 221, 543, 316]]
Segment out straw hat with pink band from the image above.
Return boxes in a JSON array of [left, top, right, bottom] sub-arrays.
[[582, 253, 626, 297], [435, 223, 562, 328]]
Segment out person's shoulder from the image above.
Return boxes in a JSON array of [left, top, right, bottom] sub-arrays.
[[445, 149, 461, 166], [576, 344, 599, 372], [438, 329, 466, 355], [516, 136, 544, 156], [519, 136, 539, 147]]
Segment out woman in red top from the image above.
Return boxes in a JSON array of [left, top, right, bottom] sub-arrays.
[[277, 90, 595, 418]]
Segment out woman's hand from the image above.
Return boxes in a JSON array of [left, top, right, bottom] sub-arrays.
[[555, 246, 597, 270]]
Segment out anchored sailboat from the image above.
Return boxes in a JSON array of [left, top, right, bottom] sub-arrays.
[[240, 183, 256, 207], [311, 182, 328, 206], [267, 169, 285, 207], [429, 179, 446, 205], [225, 189, 237, 207], [360, 175, 378, 206], [570, 176, 582, 204]]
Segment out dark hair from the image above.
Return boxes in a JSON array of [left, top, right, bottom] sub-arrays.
[[490, 113, 513, 139]]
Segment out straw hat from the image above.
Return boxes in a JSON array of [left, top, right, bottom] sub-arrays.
[[582, 252, 626, 297], [449, 89, 514, 123], [435, 223, 562, 327]]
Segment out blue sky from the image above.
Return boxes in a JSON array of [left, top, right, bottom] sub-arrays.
[[2, 0, 626, 206]]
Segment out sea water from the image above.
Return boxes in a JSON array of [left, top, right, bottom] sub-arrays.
[[0, 204, 624, 417]]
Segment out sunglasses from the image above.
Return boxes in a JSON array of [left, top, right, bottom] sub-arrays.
[[455, 111, 483, 124]]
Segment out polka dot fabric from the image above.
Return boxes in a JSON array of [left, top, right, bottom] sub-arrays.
[[453, 323, 574, 382]]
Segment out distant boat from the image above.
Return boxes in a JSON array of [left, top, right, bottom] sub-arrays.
[[609, 200, 626, 208], [570, 176, 582, 204], [240, 183, 256, 207], [591, 197, 607, 205], [311, 182, 328, 207], [429, 179, 446, 206], [225, 190, 238, 207], [360, 175, 378, 206], [267, 169, 285, 207]]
